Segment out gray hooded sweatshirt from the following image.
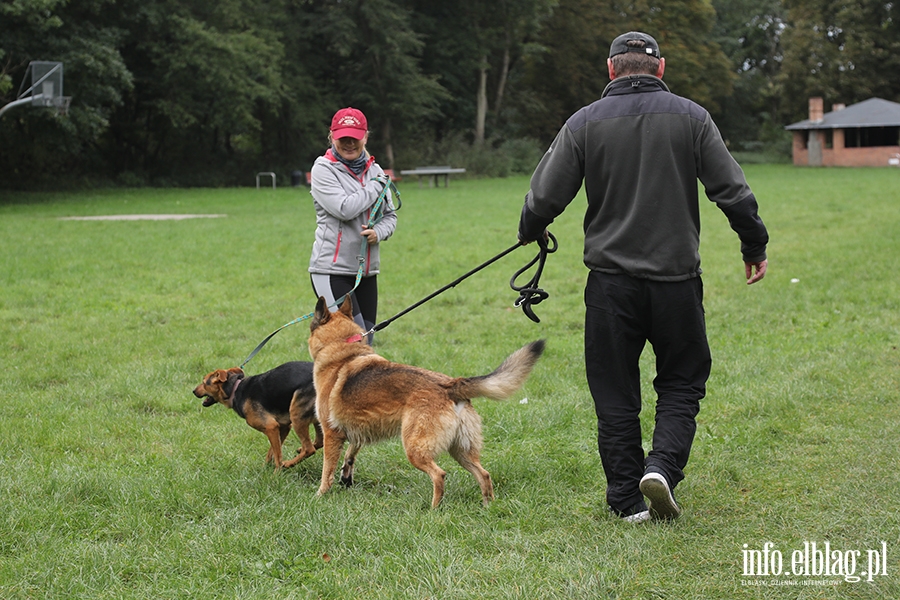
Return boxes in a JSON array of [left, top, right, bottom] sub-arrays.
[[309, 149, 397, 277]]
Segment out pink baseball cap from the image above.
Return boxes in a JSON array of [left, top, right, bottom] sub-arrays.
[[330, 107, 368, 139]]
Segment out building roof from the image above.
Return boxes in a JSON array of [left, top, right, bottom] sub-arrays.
[[785, 97, 900, 130]]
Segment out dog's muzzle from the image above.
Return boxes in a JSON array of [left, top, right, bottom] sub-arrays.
[[193, 387, 217, 407]]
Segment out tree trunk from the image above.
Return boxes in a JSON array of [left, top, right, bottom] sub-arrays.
[[381, 120, 395, 171], [494, 41, 510, 118], [475, 55, 488, 145]]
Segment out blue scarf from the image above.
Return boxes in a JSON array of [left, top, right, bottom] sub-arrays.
[[331, 145, 369, 175]]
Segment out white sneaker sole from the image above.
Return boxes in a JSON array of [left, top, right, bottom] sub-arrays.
[[640, 473, 682, 520], [622, 510, 651, 524]]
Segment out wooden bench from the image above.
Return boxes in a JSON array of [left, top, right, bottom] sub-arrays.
[[399, 166, 466, 188]]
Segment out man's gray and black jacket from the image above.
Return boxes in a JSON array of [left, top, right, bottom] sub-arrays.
[[519, 75, 768, 281]]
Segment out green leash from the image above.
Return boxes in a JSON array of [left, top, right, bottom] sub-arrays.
[[238, 177, 399, 369]]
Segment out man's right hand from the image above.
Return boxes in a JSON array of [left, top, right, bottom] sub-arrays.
[[518, 229, 549, 245]]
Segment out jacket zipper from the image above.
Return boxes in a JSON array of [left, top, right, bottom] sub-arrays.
[[329, 156, 378, 271], [363, 207, 371, 275], [332, 227, 342, 263]]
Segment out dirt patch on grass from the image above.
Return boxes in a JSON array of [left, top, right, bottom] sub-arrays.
[[59, 214, 227, 221]]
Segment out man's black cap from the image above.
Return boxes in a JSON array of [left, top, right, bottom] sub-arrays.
[[609, 32, 660, 59]]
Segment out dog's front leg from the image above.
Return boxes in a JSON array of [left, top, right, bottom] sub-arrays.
[[317, 426, 346, 497], [263, 424, 285, 471], [340, 443, 361, 487]]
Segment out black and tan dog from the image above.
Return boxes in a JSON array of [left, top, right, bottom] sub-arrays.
[[193, 362, 323, 470], [308, 296, 545, 508]]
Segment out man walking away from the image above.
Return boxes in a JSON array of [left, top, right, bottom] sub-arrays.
[[517, 31, 768, 522]]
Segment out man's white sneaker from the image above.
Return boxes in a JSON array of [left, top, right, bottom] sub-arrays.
[[639, 472, 682, 520], [609, 500, 651, 523]]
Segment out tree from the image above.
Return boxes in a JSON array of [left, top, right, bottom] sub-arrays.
[[511, 0, 615, 142], [106, 0, 284, 183], [613, 0, 734, 112], [457, 0, 556, 145], [712, 0, 788, 148], [0, 0, 132, 187], [514, 0, 734, 146], [304, 0, 449, 171], [487, 0, 557, 139], [10, 0, 860, 188], [259, 0, 335, 174], [408, 0, 556, 146], [779, 0, 900, 123]]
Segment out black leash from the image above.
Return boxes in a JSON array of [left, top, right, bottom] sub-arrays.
[[367, 231, 557, 335], [238, 230, 558, 368], [510, 232, 558, 323]]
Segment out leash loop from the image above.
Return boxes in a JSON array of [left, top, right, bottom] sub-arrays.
[[510, 232, 557, 323]]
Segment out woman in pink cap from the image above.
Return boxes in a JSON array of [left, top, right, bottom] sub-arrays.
[[308, 107, 397, 343]]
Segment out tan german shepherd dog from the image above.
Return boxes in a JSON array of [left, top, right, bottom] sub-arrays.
[[308, 296, 544, 508]]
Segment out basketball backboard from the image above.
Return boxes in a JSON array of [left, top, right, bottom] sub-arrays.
[[0, 61, 70, 118]]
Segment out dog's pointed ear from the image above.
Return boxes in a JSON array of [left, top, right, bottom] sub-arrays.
[[339, 295, 353, 317], [311, 296, 330, 331]]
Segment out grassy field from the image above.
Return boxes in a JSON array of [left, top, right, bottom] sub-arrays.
[[1, 165, 898, 598]]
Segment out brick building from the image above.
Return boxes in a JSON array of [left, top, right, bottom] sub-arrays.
[[785, 97, 900, 167]]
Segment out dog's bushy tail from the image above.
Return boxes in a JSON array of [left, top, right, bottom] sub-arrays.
[[451, 340, 545, 401]]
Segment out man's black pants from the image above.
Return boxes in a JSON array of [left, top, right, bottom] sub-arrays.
[[584, 271, 711, 512]]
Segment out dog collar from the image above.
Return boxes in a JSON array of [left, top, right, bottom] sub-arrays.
[[227, 377, 243, 403], [345, 334, 364, 344], [218, 375, 245, 417]]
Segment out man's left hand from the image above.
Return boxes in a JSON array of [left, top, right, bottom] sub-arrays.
[[745, 259, 767, 285]]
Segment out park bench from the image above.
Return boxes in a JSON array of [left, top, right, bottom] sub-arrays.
[[399, 165, 466, 188]]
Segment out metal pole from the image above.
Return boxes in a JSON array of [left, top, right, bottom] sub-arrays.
[[0, 95, 42, 119]]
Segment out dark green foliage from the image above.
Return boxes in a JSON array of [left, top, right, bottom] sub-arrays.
[[2, 0, 899, 189], [779, 0, 900, 122]]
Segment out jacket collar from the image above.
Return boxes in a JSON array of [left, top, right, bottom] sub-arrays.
[[324, 148, 376, 180], [601, 75, 669, 99]]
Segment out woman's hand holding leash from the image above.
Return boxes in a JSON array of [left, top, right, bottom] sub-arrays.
[[361, 228, 378, 244]]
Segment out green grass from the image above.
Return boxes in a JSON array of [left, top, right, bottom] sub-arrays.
[[1, 165, 898, 598]]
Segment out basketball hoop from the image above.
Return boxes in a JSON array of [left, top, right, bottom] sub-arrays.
[[53, 96, 72, 117], [0, 61, 71, 119]]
